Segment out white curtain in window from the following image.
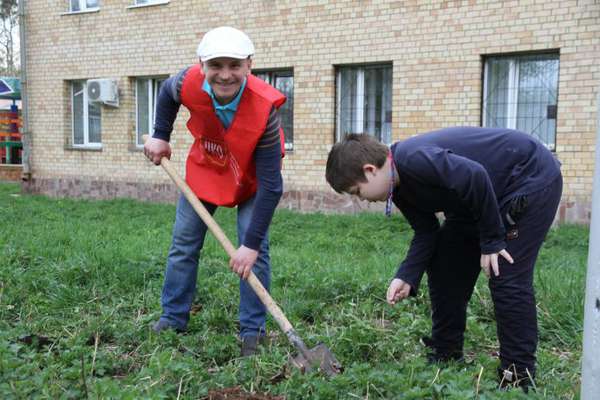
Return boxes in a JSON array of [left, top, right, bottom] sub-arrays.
[[70, 0, 81, 11], [255, 71, 294, 150], [88, 101, 101, 144], [381, 67, 392, 145], [337, 65, 392, 144], [484, 59, 511, 128], [72, 81, 101, 146], [136, 78, 165, 146], [72, 82, 84, 145], [71, 0, 98, 11], [338, 68, 359, 137], [274, 74, 294, 149], [136, 79, 150, 144]]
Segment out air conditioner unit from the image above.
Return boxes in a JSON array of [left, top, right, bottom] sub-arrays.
[[87, 79, 119, 107]]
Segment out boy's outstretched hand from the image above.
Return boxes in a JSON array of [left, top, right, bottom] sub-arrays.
[[386, 278, 411, 305], [480, 249, 514, 278]]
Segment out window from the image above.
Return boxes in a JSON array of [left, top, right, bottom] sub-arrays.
[[336, 64, 392, 144], [132, 0, 169, 5], [483, 53, 559, 150], [254, 70, 294, 151], [71, 81, 101, 147], [135, 77, 165, 147], [69, 0, 99, 12]]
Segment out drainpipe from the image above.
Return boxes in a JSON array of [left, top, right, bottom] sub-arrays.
[[18, 0, 31, 180]]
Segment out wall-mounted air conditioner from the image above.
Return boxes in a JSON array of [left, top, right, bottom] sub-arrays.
[[87, 79, 119, 107]]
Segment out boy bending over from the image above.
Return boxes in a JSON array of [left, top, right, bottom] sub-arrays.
[[326, 127, 562, 391]]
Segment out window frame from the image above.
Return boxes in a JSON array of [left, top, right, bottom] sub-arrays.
[[253, 69, 294, 151], [335, 62, 393, 145], [71, 80, 102, 149], [128, 0, 170, 9], [68, 0, 100, 13], [135, 76, 167, 148], [481, 51, 560, 150]]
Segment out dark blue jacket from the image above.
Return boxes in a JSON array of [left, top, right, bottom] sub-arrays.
[[392, 127, 561, 294]]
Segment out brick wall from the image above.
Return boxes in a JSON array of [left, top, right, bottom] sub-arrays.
[[22, 0, 600, 222]]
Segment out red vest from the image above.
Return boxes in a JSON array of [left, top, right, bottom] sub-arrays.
[[180, 65, 286, 207]]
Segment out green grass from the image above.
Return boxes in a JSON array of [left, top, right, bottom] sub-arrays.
[[0, 182, 586, 399]]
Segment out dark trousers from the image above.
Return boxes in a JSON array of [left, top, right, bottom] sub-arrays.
[[426, 174, 563, 376]]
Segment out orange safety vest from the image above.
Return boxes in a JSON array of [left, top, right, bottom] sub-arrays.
[[180, 65, 286, 207]]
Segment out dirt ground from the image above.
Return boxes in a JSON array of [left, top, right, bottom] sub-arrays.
[[203, 386, 285, 400]]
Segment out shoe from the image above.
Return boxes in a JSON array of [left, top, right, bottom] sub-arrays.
[[422, 336, 464, 364], [421, 336, 435, 349], [426, 349, 464, 364], [498, 366, 535, 393], [151, 319, 184, 334], [240, 335, 266, 357]]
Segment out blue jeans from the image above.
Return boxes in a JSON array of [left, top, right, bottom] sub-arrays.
[[159, 194, 271, 338]]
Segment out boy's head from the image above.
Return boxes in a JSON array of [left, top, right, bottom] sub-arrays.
[[326, 134, 390, 200]]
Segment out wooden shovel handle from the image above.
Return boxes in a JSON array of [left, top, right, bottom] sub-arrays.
[[150, 147, 294, 334]]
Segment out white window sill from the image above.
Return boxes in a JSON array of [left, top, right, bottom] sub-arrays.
[[127, 143, 145, 152], [61, 8, 100, 16], [66, 144, 103, 151], [127, 0, 170, 10]]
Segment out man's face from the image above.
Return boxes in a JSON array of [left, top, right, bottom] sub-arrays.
[[201, 57, 252, 104], [347, 163, 391, 203]]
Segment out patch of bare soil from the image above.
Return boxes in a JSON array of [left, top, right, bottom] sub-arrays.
[[203, 386, 285, 400]]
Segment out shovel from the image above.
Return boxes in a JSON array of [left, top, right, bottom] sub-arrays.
[[144, 140, 342, 377]]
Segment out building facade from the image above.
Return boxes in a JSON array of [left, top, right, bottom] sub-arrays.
[[21, 0, 600, 222]]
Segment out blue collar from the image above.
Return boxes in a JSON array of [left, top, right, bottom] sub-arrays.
[[202, 78, 247, 112]]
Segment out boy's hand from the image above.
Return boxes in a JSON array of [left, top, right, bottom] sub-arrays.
[[386, 278, 411, 305], [230, 245, 258, 279], [480, 249, 514, 278]]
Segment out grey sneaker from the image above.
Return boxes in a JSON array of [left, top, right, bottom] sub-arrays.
[[240, 335, 267, 357], [498, 366, 535, 393], [151, 319, 184, 334]]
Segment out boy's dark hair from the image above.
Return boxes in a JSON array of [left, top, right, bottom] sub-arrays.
[[326, 133, 389, 193]]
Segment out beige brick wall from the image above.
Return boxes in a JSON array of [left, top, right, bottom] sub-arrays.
[[22, 0, 600, 222]]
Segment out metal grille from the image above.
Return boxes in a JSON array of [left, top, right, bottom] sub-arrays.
[[483, 54, 559, 150]]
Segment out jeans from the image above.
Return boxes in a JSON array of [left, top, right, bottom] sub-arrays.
[[159, 194, 271, 338]]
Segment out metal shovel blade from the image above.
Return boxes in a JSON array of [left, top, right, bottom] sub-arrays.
[[288, 342, 343, 377]]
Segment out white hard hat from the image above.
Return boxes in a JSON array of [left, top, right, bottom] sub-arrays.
[[197, 26, 255, 62]]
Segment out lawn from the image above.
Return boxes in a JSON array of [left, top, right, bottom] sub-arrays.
[[0, 182, 587, 399]]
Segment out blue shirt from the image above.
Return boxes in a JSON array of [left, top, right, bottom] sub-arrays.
[[202, 79, 247, 129]]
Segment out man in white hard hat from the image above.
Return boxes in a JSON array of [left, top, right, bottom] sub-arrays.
[[144, 26, 286, 356]]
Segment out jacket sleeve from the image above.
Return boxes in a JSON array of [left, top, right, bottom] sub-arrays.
[[152, 68, 189, 141], [242, 107, 284, 250], [394, 199, 440, 296]]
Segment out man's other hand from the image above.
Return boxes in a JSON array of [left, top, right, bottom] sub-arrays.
[[144, 137, 171, 165], [230, 245, 259, 280]]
